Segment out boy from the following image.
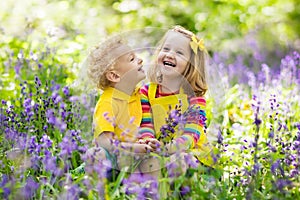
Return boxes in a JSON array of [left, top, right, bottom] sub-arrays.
[[85, 35, 155, 174]]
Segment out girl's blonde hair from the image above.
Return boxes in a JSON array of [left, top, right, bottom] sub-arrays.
[[148, 25, 208, 97], [87, 35, 126, 90]]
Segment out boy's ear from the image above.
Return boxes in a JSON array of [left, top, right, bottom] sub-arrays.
[[106, 71, 121, 83]]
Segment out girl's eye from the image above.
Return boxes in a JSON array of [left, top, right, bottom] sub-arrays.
[[177, 51, 183, 55], [163, 47, 169, 51]]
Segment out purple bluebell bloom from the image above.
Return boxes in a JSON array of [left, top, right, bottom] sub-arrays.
[[0, 174, 11, 198], [34, 75, 41, 87], [59, 135, 79, 158], [62, 86, 70, 96], [46, 109, 56, 125], [252, 163, 261, 174], [42, 151, 57, 173], [166, 161, 180, 178], [40, 134, 53, 148], [51, 83, 60, 92], [274, 179, 292, 192], [59, 183, 80, 200], [14, 62, 21, 76], [184, 154, 198, 168], [69, 96, 80, 102], [271, 159, 284, 176], [217, 129, 223, 144], [28, 136, 41, 155], [180, 186, 190, 196], [21, 176, 39, 199], [123, 173, 159, 200]]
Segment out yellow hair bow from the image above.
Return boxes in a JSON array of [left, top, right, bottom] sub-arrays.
[[190, 35, 206, 55]]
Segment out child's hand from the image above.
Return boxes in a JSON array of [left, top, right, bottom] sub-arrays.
[[137, 139, 146, 144], [144, 138, 163, 152], [133, 143, 153, 153]]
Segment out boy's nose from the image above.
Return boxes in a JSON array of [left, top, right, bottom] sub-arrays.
[[138, 58, 143, 64]]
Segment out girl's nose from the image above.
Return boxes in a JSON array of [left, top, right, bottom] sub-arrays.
[[165, 51, 175, 59]]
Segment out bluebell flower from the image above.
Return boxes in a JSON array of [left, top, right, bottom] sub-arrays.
[[274, 179, 292, 192], [59, 183, 80, 200], [59, 135, 79, 158], [34, 75, 41, 87], [0, 175, 11, 198], [62, 86, 70, 96], [268, 131, 274, 139], [184, 153, 198, 168], [14, 62, 21, 76], [252, 163, 261, 174], [69, 96, 80, 102], [51, 83, 60, 91], [42, 153, 57, 173], [166, 161, 180, 178], [46, 109, 56, 125], [122, 173, 159, 200], [271, 159, 284, 176], [180, 185, 190, 196], [28, 136, 41, 155], [40, 134, 53, 148], [53, 95, 62, 104], [21, 176, 39, 199], [217, 129, 223, 144]]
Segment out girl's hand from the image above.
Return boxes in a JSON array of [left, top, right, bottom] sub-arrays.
[[133, 143, 153, 153], [137, 139, 146, 144], [144, 138, 163, 152]]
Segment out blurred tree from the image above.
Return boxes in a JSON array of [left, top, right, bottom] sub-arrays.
[[0, 0, 299, 67]]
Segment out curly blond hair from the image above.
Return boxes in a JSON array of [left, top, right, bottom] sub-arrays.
[[87, 35, 126, 90], [148, 25, 208, 97]]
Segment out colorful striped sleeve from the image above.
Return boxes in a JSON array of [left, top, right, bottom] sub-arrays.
[[175, 96, 206, 149], [138, 84, 155, 139]]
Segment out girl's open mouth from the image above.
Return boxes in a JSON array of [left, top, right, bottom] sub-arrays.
[[163, 61, 176, 67]]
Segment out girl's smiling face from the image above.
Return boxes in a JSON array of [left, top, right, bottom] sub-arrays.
[[157, 31, 191, 79]]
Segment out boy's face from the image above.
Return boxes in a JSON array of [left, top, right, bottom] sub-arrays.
[[112, 44, 145, 84]]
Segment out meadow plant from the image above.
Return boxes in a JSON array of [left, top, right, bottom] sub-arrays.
[[0, 41, 93, 198], [1, 33, 300, 199]]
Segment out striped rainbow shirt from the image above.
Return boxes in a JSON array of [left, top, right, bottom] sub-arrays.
[[138, 83, 206, 149]]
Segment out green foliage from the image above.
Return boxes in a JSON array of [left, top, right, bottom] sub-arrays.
[[0, 1, 300, 199], [1, 0, 299, 66]]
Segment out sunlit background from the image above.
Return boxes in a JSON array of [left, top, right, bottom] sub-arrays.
[[1, 0, 300, 111], [1, 1, 300, 199], [1, 0, 299, 61]]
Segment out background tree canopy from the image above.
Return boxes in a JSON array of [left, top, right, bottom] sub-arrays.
[[1, 0, 299, 83], [1, 1, 300, 199]]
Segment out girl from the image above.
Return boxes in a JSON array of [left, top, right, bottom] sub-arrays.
[[139, 25, 213, 169]]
